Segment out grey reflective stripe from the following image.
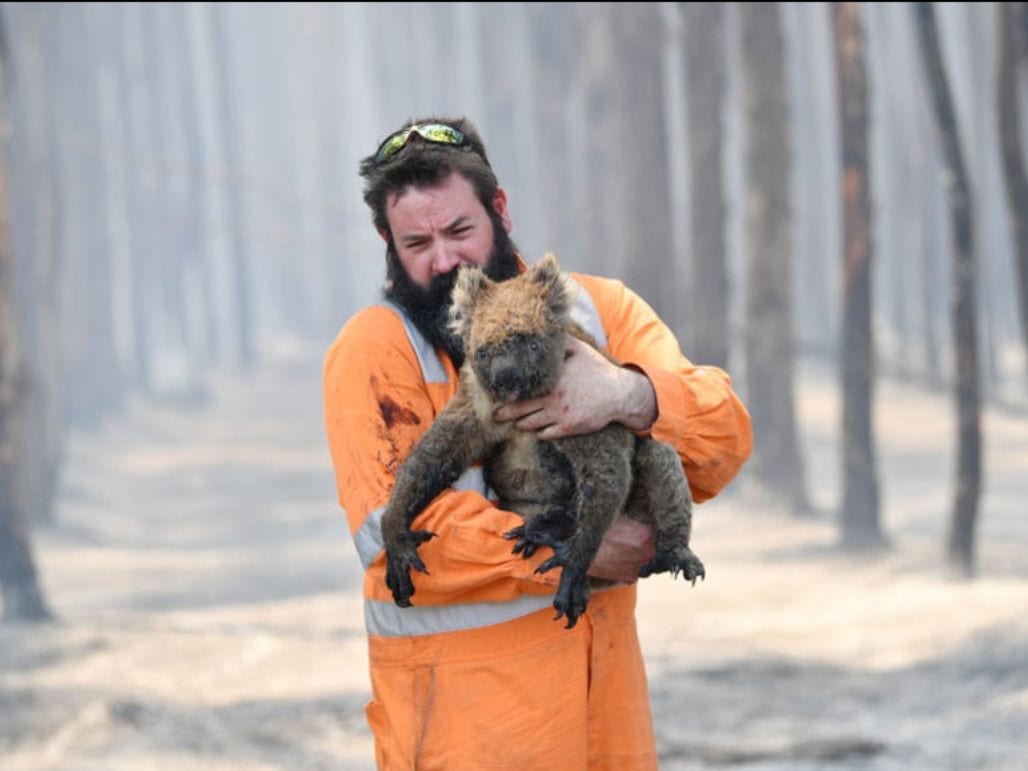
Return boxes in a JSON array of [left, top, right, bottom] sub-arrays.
[[353, 468, 490, 569], [381, 301, 449, 384], [365, 594, 555, 637], [353, 506, 385, 570], [567, 277, 607, 348]]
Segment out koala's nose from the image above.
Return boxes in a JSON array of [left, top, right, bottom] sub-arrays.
[[493, 366, 519, 393]]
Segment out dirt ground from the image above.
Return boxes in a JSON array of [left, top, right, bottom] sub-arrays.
[[2, 346, 1027, 770]]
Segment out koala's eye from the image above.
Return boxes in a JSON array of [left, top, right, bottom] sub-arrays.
[[476, 348, 488, 363], [528, 340, 540, 353]]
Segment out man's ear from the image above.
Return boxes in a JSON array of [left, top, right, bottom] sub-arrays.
[[377, 227, 390, 243], [492, 187, 513, 233]]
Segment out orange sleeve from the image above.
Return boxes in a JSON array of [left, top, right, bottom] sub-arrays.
[[574, 274, 753, 503], [322, 307, 558, 605]]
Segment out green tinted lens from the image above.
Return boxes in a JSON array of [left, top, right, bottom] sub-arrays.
[[418, 124, 465, 145], [375, 130, 412, 163], [375, 124, 466, 163]]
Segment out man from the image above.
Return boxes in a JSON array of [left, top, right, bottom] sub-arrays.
[[323, 117, 752, 769]]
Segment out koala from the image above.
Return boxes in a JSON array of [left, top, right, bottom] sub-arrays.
[[380, 254, 705, 628]]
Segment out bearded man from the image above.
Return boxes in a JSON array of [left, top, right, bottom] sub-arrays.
[[322, 117, 752, 770]]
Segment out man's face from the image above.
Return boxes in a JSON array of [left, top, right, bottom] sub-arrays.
[[382, 171, 520, 366], [384, 170, 511, 288]]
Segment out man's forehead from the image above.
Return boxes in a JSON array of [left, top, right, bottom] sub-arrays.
[[386, 178, 483, 230], [387, 172, 476, 206]]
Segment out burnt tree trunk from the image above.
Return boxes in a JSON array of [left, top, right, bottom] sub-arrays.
[[997, 2, 1028, 388], [684, 2, 729, 369], [575, 4, 619, 278], [0, 36, 53, 621], [740, 2, 810, 513], [915, 3, 981, 577], [609, 3, 676, 325], [7, 4, 64, 524], [834, 3, 885, 550]]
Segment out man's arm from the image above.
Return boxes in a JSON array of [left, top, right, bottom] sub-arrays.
[[494, 273, 751, 581], [573, 274, 752, 503]]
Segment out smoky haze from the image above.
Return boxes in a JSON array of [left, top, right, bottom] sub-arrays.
[[2, 3, 1028, 768], [4, 3, 1026, 416]]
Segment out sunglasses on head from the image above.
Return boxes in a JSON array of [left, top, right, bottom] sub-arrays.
[[375, 123, 466, 164]]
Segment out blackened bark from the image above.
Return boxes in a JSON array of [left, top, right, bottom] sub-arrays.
[[915, 3, 981, 577], [740, 2, 810, 513], [684, 3, 729, 369], [834, 3, 885, 550], [0, 36, 53, 620], [997, 2, 1028, 388]]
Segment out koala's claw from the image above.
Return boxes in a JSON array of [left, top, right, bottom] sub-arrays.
[[553, 570, 591, 629], [503, 525, 539, 558], [384, 529, 436, 607], [505, 505, 575, 559], [639, 546, 705, 585], [535, 542, 572, 575]]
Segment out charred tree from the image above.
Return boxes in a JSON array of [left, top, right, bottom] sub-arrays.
[[609, 3, 677, 329], [528, 3, 582, 270], [915, 3, 981, 577], [997, 2, 1028, 388], [684, 2, 729, 369], [834, 3, 885, 550], [740, 2, 810, 513], [6, 4, 63, 524], [575, 4, 620, 278], [0, 32, 53, 621]]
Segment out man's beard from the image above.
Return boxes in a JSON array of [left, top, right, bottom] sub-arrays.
[[383, 213, 521, 369]]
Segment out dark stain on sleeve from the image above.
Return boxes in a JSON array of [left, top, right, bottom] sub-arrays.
[[379, 395, 422, 428]]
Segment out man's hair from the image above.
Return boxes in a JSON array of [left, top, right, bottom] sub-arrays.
[[358, 116, 499, 235]]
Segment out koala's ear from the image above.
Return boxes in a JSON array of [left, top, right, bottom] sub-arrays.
[[533, 253, 561, 286], [533, 253, 571, 317], [450, 265, 491, 339]]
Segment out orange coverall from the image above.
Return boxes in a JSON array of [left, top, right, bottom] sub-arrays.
[[323, 270, 752, 770]]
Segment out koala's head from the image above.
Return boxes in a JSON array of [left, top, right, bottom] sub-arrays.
[[450, 254, 572, 403]]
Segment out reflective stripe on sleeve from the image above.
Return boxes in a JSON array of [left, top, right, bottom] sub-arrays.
[[352, 467, 492, 569], [365, 594, 555, 637]]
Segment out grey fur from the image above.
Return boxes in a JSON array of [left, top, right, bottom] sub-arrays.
[[381, 255, 704, 628]]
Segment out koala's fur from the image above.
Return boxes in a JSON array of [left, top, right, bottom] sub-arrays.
[[381, 254, 704, 628]]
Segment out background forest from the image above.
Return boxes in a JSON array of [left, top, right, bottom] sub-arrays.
[[1, 3, 1027, 770]]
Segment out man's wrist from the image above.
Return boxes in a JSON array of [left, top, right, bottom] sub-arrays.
[[617, 365, 657, 432]]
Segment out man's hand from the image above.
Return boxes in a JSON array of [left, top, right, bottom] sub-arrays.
[[586, 513, 656, 584], [493, 337, 657, 440]]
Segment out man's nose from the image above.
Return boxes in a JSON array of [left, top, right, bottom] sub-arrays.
[[429, 244, 462, 277]]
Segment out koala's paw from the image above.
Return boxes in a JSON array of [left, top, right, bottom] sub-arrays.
[[534, 541, 572, 575], [553, 569, 591, 629], [503, 525, 538, 558], [384, 530, 436, 607], [504, 506, 574, 558], [639, 545, 706, 586]]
